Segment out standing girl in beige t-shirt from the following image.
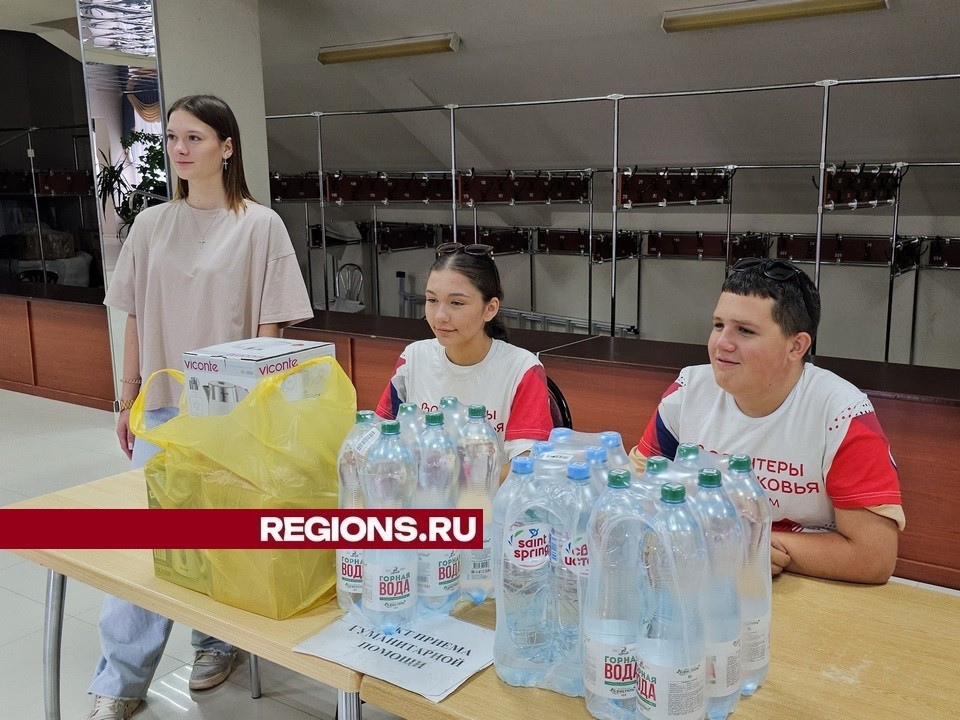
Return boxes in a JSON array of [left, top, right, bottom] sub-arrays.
[[90, 95, 313, 720]]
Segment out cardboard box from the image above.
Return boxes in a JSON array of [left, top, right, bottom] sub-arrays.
[[183, 337, 336, 416]]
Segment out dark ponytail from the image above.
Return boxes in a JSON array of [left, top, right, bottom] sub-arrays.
[[430, 250, 509, 341]]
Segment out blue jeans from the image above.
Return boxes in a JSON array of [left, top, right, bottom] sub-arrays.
[[89, 407, 236, 700]]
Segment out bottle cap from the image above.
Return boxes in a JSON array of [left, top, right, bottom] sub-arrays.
[[698, 468, 722, 488], [551, 428, 573, 442], [424, 411, 444, 426], [729, 454, 752, 472], [677, 444, 700, 462], [585, 445, 608, 463], [647, 456, 668, 473], [599, 431, 622, 448], [380, 420, 400, 435], [607, 469, 631, 488], [531, 441, 555, 457], [661, 483, 686, 503], [356, 410, 375, 423], [398, 403, 418, 416], [511, 456, 534, 475], [439, 396, 458, 407], [467, 404, 486, 419], [567, 461, 590, 481]]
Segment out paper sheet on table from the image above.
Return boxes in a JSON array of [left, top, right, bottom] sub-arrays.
[[294, 614, 494, 702]]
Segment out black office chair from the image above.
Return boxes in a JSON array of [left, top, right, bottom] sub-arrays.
[[546, 375, 573, 429], [18, 269, 58, 284]]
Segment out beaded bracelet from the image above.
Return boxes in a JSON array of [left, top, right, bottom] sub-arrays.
[[120, 377, 142, 385]]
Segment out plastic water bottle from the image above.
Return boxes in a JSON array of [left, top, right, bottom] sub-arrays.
[[637, 455, 671, 494], [723, 454, 772, 696], [691, 469, 744, 720], [415, 411, 461, 618], [494, 457, 554, 687], [585, 446, 609, 495], [439, 395, 467, 438], [360, 420, 418, 634], [336, 410, 378, 613], [599, 431, 632, 470], [670, 443, 704, 492], [583, 469, 654, 720], [636, 483, 707, 720], [545, 460, 596, 696], [457, 404, 503, 603], [397, 402, 424, 463], [493, 456, 535, 588]]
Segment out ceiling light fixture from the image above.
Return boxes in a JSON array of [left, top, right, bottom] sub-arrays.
[[317, 33, 460, 65], [662, 0, 889, 33]]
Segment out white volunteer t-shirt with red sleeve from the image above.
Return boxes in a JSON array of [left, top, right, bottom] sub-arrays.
[[376, 338, 552, 458], [637, 363, 903, 533]]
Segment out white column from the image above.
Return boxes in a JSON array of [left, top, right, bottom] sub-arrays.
[[154, 0, 270, 203]]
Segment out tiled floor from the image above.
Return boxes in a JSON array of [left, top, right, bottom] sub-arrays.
[[0, 390, 401, 720]]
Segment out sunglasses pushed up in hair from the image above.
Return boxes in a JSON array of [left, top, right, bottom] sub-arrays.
[[436, 242, 495, 258], [732, 257, 802, 282]]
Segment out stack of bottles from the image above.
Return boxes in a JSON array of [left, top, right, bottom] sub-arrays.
[[335, 399, 504, 634], [492, 434, 772, 720]]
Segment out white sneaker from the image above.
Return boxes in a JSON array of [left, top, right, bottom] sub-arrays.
[[189, 650, 238, 691], [86, 695, 141, 719]]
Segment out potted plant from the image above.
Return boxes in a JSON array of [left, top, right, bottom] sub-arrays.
[[96, 131, 168, 239]]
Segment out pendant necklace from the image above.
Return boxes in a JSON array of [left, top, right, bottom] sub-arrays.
[[183, 201, 223, 247]]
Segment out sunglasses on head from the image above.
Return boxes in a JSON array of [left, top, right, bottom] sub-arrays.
[[732, 257, 802, 282], [436, 242, 495, 258], [732, 257, 815, 327]]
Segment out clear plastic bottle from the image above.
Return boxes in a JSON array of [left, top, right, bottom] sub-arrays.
[[360, 420, 418, 634], [415, 411, 461, 618], [456, 404, 504, 604], [583, 469, 655, 720], [636, 483, 707, 720], [691, 469, 744, 720], [670, 443, 704, 492], [585, 446, 609, 495], [439, 396, 467, 439], [336, 410, 378, 613], [494, 457, 555, 687], [599, 431, 632, 470], [637, 455, 671, 495], [544, 460, 597, 697], [493, 456, 536, 588], [723, 454, 773, 696], [397, 402, 424, 463]]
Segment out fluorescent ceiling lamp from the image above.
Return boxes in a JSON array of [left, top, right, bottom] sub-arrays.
[[317, 33, 460, 65], [662, 0, 888, 32]]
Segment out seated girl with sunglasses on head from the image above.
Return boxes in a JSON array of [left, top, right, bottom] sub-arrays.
[[376, 242, 552, 465], [630, 257, 903, 585]]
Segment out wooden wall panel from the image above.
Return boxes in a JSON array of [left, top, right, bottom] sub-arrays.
[[350, 337, 409, 412], [873, 396, 960, 589], [541, 357, 675, 445], [30, 301, 113, 404], [0, 296, 34, 385], [285, 327, 353, 380]]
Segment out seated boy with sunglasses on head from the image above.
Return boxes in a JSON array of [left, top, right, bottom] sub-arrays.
[[629, 258, 903, 584]]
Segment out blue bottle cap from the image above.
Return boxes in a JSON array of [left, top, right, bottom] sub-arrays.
[[599, 431, 622, 448], [511, 456, 534, 475], [567, 461, 590, 481], [551, 428, 573, 442], [531, 441, 555, 457], [585, 445, 607, 462]]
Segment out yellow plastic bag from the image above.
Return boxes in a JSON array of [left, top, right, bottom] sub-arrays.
[[131, 356, 356, 619]]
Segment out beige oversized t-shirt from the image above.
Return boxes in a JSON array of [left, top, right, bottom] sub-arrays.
[[105, 199, 313, 409]]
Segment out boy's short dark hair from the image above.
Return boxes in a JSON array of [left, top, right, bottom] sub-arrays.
[[721, 259, 821, 358]]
